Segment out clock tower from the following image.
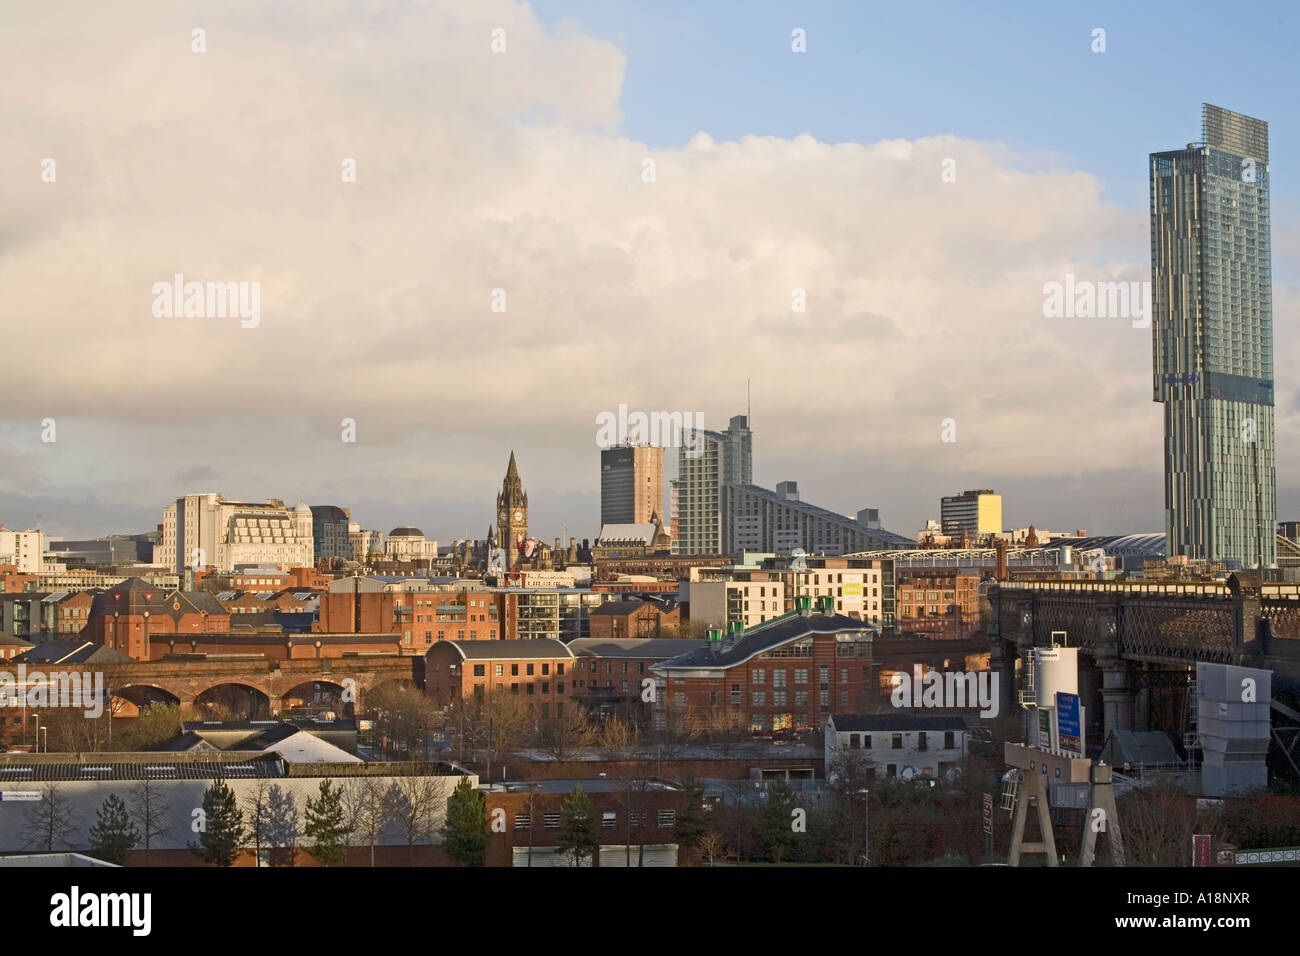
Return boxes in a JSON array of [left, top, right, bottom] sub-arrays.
[[495, 450, 528, 569]]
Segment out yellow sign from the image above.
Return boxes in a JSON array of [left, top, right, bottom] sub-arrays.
[[842, 582, 862, 596]]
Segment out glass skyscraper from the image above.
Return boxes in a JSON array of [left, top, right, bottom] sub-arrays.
[[1151, 104, 1274, 568]]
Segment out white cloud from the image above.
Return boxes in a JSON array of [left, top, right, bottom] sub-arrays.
[[1, 0, 1292, 539]]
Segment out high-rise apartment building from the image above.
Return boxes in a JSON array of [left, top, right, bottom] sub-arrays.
[[1151, 104, 1275, 567], [676, 414, 752, 555], [310, 505, 352, 562], [939, 490, 1002, 538], [600, 445, 663, 525]]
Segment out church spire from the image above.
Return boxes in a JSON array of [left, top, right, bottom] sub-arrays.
[[506, 450, 519, 483]]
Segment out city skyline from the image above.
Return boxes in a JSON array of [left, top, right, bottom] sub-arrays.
[[3, 2, 1298, 547]]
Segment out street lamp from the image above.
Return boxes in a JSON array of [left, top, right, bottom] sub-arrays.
[[857, 788, 870, 866]]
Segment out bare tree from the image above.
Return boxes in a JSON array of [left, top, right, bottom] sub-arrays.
[[343, 777, 395, 867], [537, 706, 597, 762], [1118, 783, 1230, 867], [698, 829, 729, 866], [599, 714, 639, 763], [129, 778, 173, 857], [471, 689, 534, 781], [388, 776, 450, 864], [23, 782, 78, 852], [246, 779, 271, 865]]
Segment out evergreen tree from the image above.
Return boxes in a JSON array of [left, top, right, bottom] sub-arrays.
[[88, 794, 139, 865], [674, 777, 708, 853], [443, 776, 489, 866], [303, 778, 351, 866], [193, 778, 246, 867], [265, 785, 301, 866], [556, 784, 598, 867], [758, 780, 799, 863]]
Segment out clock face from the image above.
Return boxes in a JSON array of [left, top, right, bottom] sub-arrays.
[[513, 509, 523, 522]]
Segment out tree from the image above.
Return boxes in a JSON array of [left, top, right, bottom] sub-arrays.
[[303, 778, 351, 866], [343, 777, 396, 867], [246, 779, 271, 865], [116, 702, 184, 750], [599, 714, 639, 763], [390, 777, 449, 864], [23, 782, 78, 852], [88, 794, 139, 864], [675, 777, 708, 857], [698, 829, 729, 866], [537, 706, 597, 761], [193, 778, 245, 867], [472, 689, 534, 781], [757, 780, 799, 863], [556, 784, 598, 867], [264, 785, 300, 866], [128, 779, 172, 856], [443, 776, 489, 866]]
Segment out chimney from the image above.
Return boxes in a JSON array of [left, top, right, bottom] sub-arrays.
[[994, 538, 1008, 582]]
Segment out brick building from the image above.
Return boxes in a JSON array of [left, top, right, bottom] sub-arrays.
[[894, 568, 982, 639], [568, 637, 707, 722], [82, 577, 230, 660], [425, 639, 576, 716], [653, 606, 876, 735], [586, 597, 680, 639]]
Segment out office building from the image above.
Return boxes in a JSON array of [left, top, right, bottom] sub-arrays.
[[1152, 104, 1275, 567], [600, 445, 664, 525], [939, 490, 1002, 539], [309, 505, 352, 562]]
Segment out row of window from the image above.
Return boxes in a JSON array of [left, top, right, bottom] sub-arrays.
[[473, 662, 565, 677], [513, 810, 677, 829], [846, 731, 957, 750]]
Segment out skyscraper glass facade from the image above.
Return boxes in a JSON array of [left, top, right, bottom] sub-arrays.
[[1151, 104, 1274, 567]]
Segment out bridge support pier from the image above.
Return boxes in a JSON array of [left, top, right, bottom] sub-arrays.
[[1101, 661, 1136, 739]]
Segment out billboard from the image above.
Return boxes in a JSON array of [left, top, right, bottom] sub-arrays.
[[1055, 691, 1083, 756]]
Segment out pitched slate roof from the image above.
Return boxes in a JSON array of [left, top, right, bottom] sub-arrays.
[[430, 638, 574, 660], [568, 638, 708, 659], [828, 714, 967, 733]]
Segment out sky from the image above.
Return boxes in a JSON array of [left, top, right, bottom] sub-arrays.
[[1, 0, 1298, 546]]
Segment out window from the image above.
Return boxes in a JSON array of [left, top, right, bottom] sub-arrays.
[[839, 691, 848, 707], [794, 691, 808, 706], [621, 680, 629, 692], [542, 682, 549, 694], [473, 664, 485, 677], [730, 684, 741, 704], [557, 662, 565, 675], [752, 691, 766, 706], [557, 682, 564, 693], [917, 732, 927, 752], [526, 684, 535, 695], [511, 663, 519, 676], [674, 691, 686, 707], [621, 661, 628, 674], [495, 664, 503, 676], [849, 733, 860, 749], [863, 734, 872, 749], [542, 663, 550, 676], [891, 733, 903, 749], [840, 668, 848, 683], [752, 669, 765, 684], [794, 668, 808, 684], [527, 663, 535, 676], [773, 669, 787, 688], [510, 683, 518, 694], [773, 691, 786, 707], [944, 731, 955, 749]]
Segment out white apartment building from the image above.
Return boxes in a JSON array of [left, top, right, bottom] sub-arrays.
[[159, 495, 314, 572], [825, 714, 968, 782], [385, 527, 438, 563], [0, 527, 46, 573], [687, 578, 785, 630], [789, 567, 882, 623]]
